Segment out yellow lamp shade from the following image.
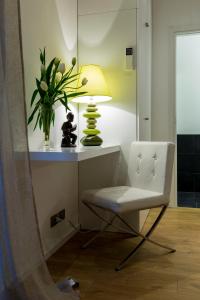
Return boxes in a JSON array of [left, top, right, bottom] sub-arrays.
[[72, 64, 112, 103]]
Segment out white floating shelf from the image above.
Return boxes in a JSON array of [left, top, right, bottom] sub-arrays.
[[29, 145, 120, 162]]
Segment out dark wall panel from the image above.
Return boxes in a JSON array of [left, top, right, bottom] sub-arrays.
[[177, 134, 200, 208]]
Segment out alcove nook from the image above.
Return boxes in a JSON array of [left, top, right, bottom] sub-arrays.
[[20, 0, 151, 257]]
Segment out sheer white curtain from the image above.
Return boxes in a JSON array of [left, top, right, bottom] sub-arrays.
[[0, 0, 78, 299]]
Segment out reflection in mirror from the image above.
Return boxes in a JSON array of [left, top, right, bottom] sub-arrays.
[[78, 0, 137, 176], [77, 0, 140, 283]]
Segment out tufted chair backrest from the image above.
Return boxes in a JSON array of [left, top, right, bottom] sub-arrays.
[[128, 142, 175, 198]]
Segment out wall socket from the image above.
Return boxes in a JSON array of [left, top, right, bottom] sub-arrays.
[[50, 209, 66, 228]]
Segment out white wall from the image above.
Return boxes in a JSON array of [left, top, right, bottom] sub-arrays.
[[78, 0, 139, 229], [20, 0, 79, 256], [31, 161, 78, 257], [78, 0, 137, 170], [152, 0, 200, 141], [78, 0, 137, 15], [20, 0, 78, 149], [137, 0, 152, 141], [176, 33, 200, 134]]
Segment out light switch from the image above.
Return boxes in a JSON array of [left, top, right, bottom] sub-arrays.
[[125, 47, 136, 70]]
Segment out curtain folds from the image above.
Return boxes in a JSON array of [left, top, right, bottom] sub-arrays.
[[0, 0, 78, 299]]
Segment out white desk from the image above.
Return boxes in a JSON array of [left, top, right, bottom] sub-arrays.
[[29, 145, 120, 162], [30, 144, 120, 258]]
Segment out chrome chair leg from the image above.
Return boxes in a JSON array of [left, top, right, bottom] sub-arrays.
[[81, 202, 116, 249], [116, 206, 175, 251], [81, 215, 116, 249], [82, 202, 137, 237], [82, 203, 175, 271], [115, 205, 176, 271]]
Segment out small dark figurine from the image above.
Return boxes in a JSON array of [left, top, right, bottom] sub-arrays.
[[61, 112, 77, 147]]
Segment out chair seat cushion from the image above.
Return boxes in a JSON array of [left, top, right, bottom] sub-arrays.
[[82, 186, 167, 213]]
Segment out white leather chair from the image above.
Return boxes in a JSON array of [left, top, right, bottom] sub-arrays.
[[81, 142, 175, 271]]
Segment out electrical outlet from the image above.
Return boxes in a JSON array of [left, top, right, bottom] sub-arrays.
[[50, 209, 66, 228]]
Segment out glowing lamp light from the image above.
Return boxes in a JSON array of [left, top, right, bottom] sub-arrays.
[[72, 64, 112, 146]]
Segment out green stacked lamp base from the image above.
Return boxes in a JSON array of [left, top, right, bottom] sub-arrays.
[[81, 135, 103, 146], [81, 104, 103, 146]]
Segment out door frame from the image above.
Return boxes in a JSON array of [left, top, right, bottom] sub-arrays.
[[137, 0, 152, 141], [169, 24, 200, 207]]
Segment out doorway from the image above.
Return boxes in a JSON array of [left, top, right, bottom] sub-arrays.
[[176, 32, 200, 208]]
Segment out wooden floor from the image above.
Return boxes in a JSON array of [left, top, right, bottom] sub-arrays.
[[47, 208, 200, 300]]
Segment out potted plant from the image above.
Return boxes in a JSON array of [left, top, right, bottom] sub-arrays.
[[28, 48, 87, 148]]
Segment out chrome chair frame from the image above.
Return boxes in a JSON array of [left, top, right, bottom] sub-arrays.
[[81, 201, 176, 271]]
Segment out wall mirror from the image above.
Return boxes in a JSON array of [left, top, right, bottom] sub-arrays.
[[20, 0, 138, 151]]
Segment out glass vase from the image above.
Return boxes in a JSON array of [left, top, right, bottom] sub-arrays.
[[43, 132, 50, 149], [41, 105, 53, 150]]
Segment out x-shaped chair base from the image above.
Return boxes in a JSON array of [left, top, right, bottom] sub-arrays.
[[81, 203, 176, 271]]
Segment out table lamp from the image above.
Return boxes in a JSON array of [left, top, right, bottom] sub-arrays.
[[72, 64, 112, 146]]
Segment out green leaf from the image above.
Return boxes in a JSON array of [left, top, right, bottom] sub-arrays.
[[36, 78, 46, 98], [63, 92, 68, 106], [64, 78, 79, 87], [59, 98, 70, 111], [67, 73, 81, 80], [33, 112, 41, 130], [28, 101, 40, 124], [46, 58, 56, 85], [51, 111, 55, 125], [62, 73, 80, 84], [39, 47, 46, 65], [39, 115, 42, 129], [55, 73, 80, 92], [67, 91, 87, 98], [40, 49, 43, 64], [31, 89, 39, 106], [50, 62, 59, 90], [53, 96, 63, 103], [64, 66, 73, 78], [59, 78, 79, 91], [43, 48, 46, 65], [58, 70, 78, 85], [43, 93, 51, 104], [36, 78, 40, 89]]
